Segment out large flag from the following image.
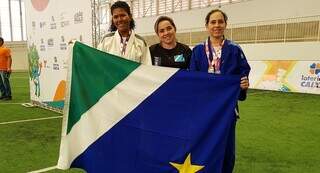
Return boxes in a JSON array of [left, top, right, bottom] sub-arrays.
[[57, 42, 241, 173]]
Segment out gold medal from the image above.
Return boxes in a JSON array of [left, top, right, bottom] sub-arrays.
[[208, 66, 214, 73]]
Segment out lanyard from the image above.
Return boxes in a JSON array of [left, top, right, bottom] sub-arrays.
[[204, 37, 224, 74], [120, 31, 131, 56], [120, 36, 129, 56]]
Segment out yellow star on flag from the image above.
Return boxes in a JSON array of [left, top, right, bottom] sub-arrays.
[[170, 153, 204, 173]]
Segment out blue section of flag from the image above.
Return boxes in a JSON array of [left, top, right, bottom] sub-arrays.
[[71, 70, 240, 173]]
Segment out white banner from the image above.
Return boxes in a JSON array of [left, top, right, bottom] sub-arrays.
[[25, 0, 92, 110], [242, 42, 320, 94], [249, 60, 320, 94]]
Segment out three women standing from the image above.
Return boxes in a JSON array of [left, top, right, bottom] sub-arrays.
[[99, 2, 250, 172]]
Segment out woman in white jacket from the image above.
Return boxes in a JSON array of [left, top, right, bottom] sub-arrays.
[[98, 1, 151, 65]]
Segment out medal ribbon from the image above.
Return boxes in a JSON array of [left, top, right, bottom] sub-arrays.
[[204, 37, 224, 73]]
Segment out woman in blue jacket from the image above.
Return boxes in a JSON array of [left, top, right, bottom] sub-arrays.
[[189, 9, 251, 173]]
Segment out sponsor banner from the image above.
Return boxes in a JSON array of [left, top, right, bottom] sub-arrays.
[[25, 0, 92, 110], [249, 60, 320, 94]]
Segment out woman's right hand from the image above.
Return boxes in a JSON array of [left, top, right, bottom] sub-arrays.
[[240, 76, 249, 90]]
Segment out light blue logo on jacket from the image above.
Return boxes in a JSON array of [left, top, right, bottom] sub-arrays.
[[174, 54, 185, 62]]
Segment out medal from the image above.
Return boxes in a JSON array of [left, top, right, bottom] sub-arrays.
[[208, 66, 214, 73]]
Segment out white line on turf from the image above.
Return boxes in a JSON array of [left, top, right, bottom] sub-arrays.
[[27, 166, 57, 173], [0, 116, 62, 125]]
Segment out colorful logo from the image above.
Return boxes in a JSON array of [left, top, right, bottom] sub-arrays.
[[28, 44, 42, 97], [31, 0, 49, 12], [310, 63, 320, 77]]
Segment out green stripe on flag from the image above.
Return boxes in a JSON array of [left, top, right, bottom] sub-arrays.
[[67, 42, 140, 133]]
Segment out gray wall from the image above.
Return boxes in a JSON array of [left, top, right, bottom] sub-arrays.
[[6, 41, 28, 71]]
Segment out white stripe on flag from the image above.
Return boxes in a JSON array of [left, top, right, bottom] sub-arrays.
[[57, 65, 178, 169]]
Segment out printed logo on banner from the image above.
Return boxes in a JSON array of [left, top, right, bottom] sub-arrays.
[[53, 64, 60, 70], [60, 36, 67, 50], [53, 57, 60, 70], [310, 63, 320, 77], [60, 12, 70, 27], [40, 22, 46, 29], [300, 63, 320, 88], [40, 38, 46, 51], [50, 16, 57, 29], [74, 11, 84, 24], [47, 38, 54, 47]]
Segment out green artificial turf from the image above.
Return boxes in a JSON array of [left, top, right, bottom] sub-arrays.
[[235, 90, 320, 173], [0, 72, 83, 173]]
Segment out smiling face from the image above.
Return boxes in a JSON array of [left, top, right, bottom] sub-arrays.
[[111, 8, 132, 36], [206, 11, 227, 39], [157, 20, 176, 46]]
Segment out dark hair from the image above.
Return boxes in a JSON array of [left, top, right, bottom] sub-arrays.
[[205, 9, 228, 25], [109, 1, 135, 32], [0, 37, 3, 45], [154, 16, 176, 34]]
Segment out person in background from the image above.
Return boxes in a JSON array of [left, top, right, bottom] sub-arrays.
[[0, 37, 12, 100], [189, 9, 251, 173], [97, 1, 151, 65], [149, 16, 191, 69]]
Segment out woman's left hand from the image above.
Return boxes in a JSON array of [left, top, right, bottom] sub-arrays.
[[240, 76, 249, 90]]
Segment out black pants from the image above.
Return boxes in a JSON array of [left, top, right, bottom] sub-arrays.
[[0, 71, 11, 98]]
